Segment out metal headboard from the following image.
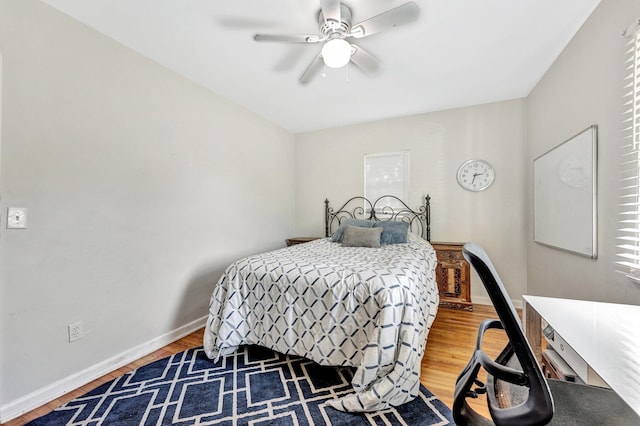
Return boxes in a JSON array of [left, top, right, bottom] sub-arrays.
[[324, 194, 431, 241]]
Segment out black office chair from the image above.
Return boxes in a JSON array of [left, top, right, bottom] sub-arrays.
[[453, 242, 638, 426]]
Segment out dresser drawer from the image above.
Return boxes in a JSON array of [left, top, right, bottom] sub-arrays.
[[436, 250, 464, 262]]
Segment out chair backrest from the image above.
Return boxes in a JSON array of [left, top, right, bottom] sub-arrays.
[[453, 242, 554, 425]]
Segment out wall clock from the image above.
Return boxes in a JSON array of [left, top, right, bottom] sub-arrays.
[[456, 159, 495, 192]]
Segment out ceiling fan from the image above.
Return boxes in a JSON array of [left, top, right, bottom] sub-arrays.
[[253, 0, 420, 84]]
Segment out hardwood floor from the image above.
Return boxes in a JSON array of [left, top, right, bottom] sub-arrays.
[[4, 304, 508, 425], [421, 304, 509, 419]]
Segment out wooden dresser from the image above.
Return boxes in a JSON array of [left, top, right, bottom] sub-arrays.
[[431, 242, 473, 311]]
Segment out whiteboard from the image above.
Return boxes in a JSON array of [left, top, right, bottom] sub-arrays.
[[534, 126, 597, 258]]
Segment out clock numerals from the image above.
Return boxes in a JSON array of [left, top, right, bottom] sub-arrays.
[[457, 160, 495, 191]]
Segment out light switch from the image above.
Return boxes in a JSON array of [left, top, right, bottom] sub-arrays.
[[7, 207, 27, 229]]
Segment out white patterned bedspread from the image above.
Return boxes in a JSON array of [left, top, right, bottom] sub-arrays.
[[203, 237, 439, 412]]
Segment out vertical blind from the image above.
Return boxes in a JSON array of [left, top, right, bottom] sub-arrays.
[[617, 19, 640, 279]]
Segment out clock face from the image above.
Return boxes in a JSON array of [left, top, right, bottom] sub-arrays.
[[457, 159, 495, 192]]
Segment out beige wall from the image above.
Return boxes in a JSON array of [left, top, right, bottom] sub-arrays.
[[5, 0, 640, 420], [0, 0, 294, 411], [295, 99, 527, 304], [526, 0, 640, 303]]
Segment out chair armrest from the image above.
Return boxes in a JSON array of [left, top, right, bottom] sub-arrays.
[[475, 319, 528, 386]]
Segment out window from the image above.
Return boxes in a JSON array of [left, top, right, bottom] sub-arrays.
[[364, 151, 410, 215], [616, 19, 640, 280]]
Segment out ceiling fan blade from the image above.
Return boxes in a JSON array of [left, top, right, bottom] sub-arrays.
[[253, 33, 323, 43], [320, 0, 341, 23], [299, 52, 324, 84], [350, 2, 420, 39], [350, 44, 382, 76]]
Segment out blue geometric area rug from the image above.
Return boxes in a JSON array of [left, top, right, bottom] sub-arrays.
[[27, 345, 453, 425]]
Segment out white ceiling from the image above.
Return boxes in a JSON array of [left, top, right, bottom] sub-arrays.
[[42, 0, 600, 133]]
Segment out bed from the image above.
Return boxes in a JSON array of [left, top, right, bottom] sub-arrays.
[[203, 195, 439, 412]]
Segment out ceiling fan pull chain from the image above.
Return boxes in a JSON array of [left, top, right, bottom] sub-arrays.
[[345, 63, 350, 83]]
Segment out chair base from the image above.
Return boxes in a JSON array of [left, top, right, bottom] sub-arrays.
[[548, 379, 638, 425]]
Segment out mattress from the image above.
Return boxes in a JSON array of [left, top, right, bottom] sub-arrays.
[[203, 237, 439, 412]]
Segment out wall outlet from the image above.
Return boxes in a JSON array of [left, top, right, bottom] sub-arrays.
[[68, 321, 83, 342]]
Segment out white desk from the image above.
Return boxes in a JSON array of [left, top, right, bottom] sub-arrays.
[[523, 295, 640, 417]]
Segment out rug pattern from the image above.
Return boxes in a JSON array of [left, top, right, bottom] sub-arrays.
[[27, 345, 453, 425]]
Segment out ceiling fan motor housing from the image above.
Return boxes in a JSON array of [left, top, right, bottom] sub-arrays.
[[253, 1, 420, 83], [318, 4, 352, 36]]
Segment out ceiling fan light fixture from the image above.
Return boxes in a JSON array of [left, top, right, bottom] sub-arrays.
[[321, 39, 352, 68]]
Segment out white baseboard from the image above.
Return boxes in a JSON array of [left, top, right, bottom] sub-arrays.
[[0, 315, 207, 423], [472, 296, 523, 310], [2, 298, 525, 423]]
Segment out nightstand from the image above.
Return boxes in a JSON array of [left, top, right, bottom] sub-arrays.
[[431, 242, 473, 311], [285, 237, 320, 246]]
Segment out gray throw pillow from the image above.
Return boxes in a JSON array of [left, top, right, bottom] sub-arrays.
[[373, 221, 410, 244], [342, 225, 383, 248], [332, 219, 375, 242]]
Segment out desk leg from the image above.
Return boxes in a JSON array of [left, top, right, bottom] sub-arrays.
[[524, 301, 543, 363]]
